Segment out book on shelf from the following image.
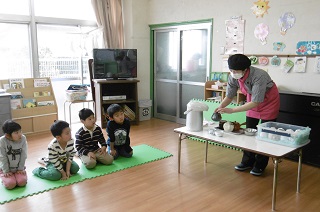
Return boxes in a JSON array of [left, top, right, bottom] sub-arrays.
[[33, 91, 51, 97], [9, 78, 25, 89], [10, 99, 22, 110], [37, 100, 55, 107], [103, 95, 126, 100], [2, 84, 10, 89], [22, 99, 37, 108], [9, 91, 23, 99], [34, 78, 50, 87]]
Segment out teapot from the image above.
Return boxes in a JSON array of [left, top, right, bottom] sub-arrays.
[[211, 112, 222, 122], [223, 121, 234, 132]]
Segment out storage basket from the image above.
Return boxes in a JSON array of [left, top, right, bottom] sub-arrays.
[[256, 122, 310, 147], [65, 90, 88, 101], [122, 104, 136, 121]]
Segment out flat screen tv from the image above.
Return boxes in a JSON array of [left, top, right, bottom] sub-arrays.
[[93, 48, 137, 79]]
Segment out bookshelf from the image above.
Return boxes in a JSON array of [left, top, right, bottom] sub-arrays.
[[93, 79, 139, 128], [0, 78, 58, 135], [204, 81, 245, 105]]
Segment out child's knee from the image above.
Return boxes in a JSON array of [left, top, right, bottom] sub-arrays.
[[32, 167, 61, 181], [15, 171, 28, 187], [84, 160, 97, 169], [71, 163, 80, 174], [1, 175, 17, 189]]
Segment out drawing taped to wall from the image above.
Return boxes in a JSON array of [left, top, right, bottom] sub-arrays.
[[225, 17, 245, 54], [293, 57, 307, 73], [296, 41, 320, 55], [251, 0, 270, 18], [278, 12, 296, 36]]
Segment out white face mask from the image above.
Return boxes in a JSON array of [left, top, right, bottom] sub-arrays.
[[231, 72, 243, 79]]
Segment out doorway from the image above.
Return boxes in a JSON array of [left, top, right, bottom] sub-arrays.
[[151, 20, 213, 124]]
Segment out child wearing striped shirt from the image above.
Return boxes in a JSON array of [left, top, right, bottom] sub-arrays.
[[75, 108, 113, 169], [32, 120, 79, 181]]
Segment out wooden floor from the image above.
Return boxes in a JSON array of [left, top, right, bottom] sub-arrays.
[[1, 118, 320, 212]]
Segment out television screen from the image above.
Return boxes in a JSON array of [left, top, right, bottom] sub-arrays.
[[93, 48, 137, 79]]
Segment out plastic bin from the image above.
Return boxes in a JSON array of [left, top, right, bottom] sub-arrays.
[[139, 99, 152, 121], [256, 122, 311, 147], [65, 90, 88, 101]]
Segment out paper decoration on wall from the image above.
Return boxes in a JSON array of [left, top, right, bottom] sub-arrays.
[[271, 56, 281, 66], [224, 17, 245, 54], [314, 56, 320, 73], [248, 56, 258, 64], [296, 41, 320, 55], [293, 57, 307, 73], [278, 12, 295, 35], [273, 42, 286, 51], [282, 59, 294, 73], [251, 0, 270, 18], [258, 56, 269, 66], [254, 23, 269, 45]]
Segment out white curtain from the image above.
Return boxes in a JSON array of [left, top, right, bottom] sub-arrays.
[[91, 0, 124, 48]]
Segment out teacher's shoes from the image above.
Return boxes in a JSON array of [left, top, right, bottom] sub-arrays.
[[250, 167, 263, 176], [234, 163, 252, 171]]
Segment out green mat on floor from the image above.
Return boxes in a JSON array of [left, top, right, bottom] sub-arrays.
[[0, 144, 172, 205]]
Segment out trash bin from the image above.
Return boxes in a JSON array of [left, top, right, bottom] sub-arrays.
[[184, 101, 209, 132], [139, 99, 152, 121]]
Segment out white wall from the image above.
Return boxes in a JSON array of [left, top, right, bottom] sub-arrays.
[[123, 0, 320, 96], [123, 0, 151, 100]]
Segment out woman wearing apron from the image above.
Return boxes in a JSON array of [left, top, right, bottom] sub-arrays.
[[215, 54, 280, 176]]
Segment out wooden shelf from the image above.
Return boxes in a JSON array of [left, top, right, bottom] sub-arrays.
[[93, 79, 140, 128], [204, 80, 245, 105], [0, 78, 58, 135]]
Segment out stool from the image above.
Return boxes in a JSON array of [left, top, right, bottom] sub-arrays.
[[64, 100, 95, 126]]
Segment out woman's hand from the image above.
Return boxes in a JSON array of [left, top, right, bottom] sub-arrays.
[[216, 107, 234, 114]]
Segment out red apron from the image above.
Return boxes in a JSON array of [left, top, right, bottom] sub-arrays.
[[238, 71, 280, 120]]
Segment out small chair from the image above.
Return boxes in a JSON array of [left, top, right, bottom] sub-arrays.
[[63, 59, 96, 126]]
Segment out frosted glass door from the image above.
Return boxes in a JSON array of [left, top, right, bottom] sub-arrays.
[[152, 21, 212, 123], [154, 30, 178, 121]]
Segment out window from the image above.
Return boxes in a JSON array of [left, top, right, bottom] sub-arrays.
[[34, 0, 96, 21], [0, 0, 29, 15], [0, 0, 98, 121], [0, 23, 32, 79]]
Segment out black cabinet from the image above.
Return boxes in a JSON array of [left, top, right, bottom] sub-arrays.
[[93, 79, 139, 128], [278, 91, 320, 167]]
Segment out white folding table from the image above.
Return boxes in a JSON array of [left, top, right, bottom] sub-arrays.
[[174, 126, 309, 211]]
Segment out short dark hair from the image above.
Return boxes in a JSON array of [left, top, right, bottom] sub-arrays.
[[79, 108, 94, 121], [50, 120, 69, 137], [2, 120, 21, 135], [107, 104, 123, 118]]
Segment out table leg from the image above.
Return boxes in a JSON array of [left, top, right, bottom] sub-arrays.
[[297, 149, 302, 193], [205, 140, 208, 163], [64, 101, 68, 121], [69, 102, 72, 126], [272, 158, 279, 211], [178, 133, 182, 173]]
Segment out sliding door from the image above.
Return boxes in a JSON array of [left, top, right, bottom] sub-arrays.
[[152, 21, 212, 124]]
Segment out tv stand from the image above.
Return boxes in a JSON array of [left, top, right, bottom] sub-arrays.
[[93, 79, 140, 128]]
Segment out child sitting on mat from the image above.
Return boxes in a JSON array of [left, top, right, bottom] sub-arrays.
[[75, 108, 113, 169], [32, 120, 79, 181], [0, 120, 28, 189], [106, 104, 133, 160]]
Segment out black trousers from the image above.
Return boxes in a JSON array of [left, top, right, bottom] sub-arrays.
[[241, 116, 277, 170]]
